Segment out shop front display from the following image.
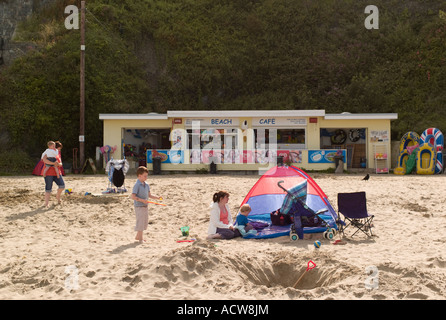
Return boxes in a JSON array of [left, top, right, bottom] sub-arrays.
[[320, 128, 367, 168], [100, 110, 397, 171]]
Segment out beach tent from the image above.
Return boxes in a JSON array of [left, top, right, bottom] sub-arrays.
[[32, 159, 65, 176], [239, 165, 338, 239], [32, 160, 45, 176]]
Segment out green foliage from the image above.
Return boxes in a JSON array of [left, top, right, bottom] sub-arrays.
[[1, 0, 153, 160], [0, 150, 36, 175], [1, 0, 446, 172]]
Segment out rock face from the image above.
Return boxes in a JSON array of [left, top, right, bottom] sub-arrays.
[[0, 0, 56, 66]]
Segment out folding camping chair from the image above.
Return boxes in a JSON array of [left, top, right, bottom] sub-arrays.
[[337, 191, 374, 237]]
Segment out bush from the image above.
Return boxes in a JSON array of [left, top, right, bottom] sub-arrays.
[[0, 150, 37, 175]]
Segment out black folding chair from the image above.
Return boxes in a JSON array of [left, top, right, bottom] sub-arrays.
[[337, 191, 374, 237]]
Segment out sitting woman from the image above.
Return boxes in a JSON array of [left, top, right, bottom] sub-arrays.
[[207, 191, 240, 240]]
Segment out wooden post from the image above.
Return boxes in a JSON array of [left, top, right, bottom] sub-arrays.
[[79, 1, 86, 169]]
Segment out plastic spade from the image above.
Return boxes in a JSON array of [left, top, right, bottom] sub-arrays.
[[146, 200, 166, 206], [293, 260, 316, 288]]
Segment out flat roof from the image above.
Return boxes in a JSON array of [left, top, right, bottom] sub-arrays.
[[167, 110, 326, 117], [324, 113, 398, 120], [99, 111, 398, 120], [99, 113, 168, 120]]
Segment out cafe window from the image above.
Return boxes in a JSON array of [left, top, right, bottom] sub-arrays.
[[187, 129, 238, 149], [122, 128, 171, 162], [186, 128, 239, 163], [255, 128, 306, 149]]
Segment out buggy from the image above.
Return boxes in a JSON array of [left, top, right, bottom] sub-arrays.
[[104, 158, 129, 193], [277, 180, 337, 241]]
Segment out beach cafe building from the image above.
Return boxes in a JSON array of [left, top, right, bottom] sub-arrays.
[[99, 110, 398, 173]]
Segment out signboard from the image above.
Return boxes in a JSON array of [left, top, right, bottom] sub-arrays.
[[276, 150, 302, 163], [185, 118, 239, 127], [308, 149, 347, 164], [370, 130, 389, 142], [252, 117, 307, 127], [254, 150, 302, 164], [191, 150, 254, 164], [147, 150, 184, 164]]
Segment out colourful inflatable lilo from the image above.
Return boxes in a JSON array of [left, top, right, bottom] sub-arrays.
[[416, 143, 435, 175], [395, 129, 444, 175], [420, 128, 443, 174], [394, 131, 420, 175]]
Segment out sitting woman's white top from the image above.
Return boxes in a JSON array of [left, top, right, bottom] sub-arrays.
[[207, 202, 234, 235]]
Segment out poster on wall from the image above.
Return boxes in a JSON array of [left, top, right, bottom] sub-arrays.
[[147, 150, 184, 164], [253, 150, 302, 164], [370, 130, 389, 142], [308, 150, 347, 164], [276, 150, 302, 163]]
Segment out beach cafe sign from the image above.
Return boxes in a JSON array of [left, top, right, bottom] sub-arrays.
[[185, 118, 239, 127], [185, 117, 307, 127], [252, 117, 307, 127]]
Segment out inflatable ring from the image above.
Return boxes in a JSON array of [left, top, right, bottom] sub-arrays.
[[349, 129, 361, 142], [399, 132, 420, 153], [435, 153, 443, 174], [420, 128, 443, 174], [420, 128, 444, 151], [331, 129, 347, 144]]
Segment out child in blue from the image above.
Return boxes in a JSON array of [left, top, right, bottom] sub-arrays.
[[235, 204, 257, 237], [131, 166, 163, 243]]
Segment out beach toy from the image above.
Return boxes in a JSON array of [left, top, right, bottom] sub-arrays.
[[84, 192, 91, 196], [65, 188, 73, 195], [180, 226, 190, 237], [331, 129, 346, 144], [176, 238, 196, 243], [293, 260, 316, 288], [399, 132, 420, 153], [416, 143, 435, 175], [405, 147, 418, 174], [314, 240, 321, 248], [349, 129, 360, 142], [145, 200, 166, 206], [420, 128, 444, 174], [332, 239, 346, 245]]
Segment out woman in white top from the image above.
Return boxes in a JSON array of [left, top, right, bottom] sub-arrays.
[[207, 191, 241, 239]]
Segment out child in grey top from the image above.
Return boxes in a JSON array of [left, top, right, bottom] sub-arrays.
[[131, 166, 163, 243]]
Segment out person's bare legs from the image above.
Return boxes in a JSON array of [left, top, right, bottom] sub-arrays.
[[135, 231, 144, 243], [56, 187, 63, 205], [44, 192, 51, 208], [43, 166, 49, 178]]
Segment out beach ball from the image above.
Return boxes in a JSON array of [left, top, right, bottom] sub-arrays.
[[314, 240, 321, 248]]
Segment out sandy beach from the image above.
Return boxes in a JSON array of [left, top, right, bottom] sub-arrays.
[[0, 172, 445, 300]]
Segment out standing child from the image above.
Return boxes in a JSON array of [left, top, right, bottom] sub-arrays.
[[42, 141, 60, 178], [131, 166, 162, 243]]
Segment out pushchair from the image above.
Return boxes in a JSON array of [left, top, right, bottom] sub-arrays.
[[104, 158, 129, 193], [277, 180, 337, 241]]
